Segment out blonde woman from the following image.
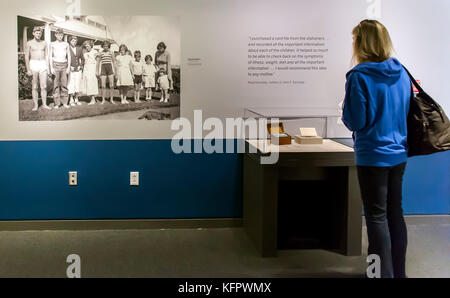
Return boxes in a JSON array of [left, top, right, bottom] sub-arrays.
[[341, 20, 411, 278]]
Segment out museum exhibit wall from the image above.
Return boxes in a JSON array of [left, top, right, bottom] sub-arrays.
[[0, 0, 448, 220]]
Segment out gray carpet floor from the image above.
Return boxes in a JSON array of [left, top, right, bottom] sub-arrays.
[[0, 216, 448, 278]]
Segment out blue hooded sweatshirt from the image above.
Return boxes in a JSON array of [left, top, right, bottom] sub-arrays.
[[342, 58, 411, 167]]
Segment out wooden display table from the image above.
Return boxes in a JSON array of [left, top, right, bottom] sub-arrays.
[[243, 139, 362, 257]]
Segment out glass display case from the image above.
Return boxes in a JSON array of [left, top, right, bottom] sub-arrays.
[[244, 107, 352, 139]]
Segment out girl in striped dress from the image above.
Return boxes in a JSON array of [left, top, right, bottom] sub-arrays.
[[98, 41, 116, 104]]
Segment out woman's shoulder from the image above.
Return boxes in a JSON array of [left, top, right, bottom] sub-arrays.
[[345, 68, 363, 81]]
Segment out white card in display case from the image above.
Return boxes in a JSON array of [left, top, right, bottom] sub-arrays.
[[299, 128, 318, 137]]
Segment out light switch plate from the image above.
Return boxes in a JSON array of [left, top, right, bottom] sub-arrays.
[[130, 172, 139, 186], [69, 171, 77, 186]]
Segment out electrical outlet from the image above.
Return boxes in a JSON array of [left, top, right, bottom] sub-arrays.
[[130, 172, 139, 186], [69, 171, 77, 186]]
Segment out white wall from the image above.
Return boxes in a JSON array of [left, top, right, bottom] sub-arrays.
[[1, 0, 448, 140]]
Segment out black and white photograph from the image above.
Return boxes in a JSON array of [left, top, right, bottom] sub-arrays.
[[17, 15, 181, 121]]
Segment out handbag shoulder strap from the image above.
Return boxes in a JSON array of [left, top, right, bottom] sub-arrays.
[[403, 64, 446, 119], [402, 64, 424, 94]]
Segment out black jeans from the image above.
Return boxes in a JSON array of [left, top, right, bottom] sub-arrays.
[[357, 162, 408, 278]]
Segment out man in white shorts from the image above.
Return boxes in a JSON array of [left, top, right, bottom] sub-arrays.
[[24, 26, 51, 111]]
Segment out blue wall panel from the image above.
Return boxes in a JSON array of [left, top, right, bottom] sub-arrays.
[[403, 151, 450, 215], [0, 140, 448, 220], [333, 138, 450, 215], [0, 140, 243, 220]]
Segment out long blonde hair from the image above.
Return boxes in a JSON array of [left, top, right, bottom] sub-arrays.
[[352, 19, 394, 65]]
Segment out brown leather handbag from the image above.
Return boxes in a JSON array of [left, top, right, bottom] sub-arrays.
[[403, 66, 450, 157]]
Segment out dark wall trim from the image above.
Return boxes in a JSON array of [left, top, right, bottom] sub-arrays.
[[0, 218, 243, 231]]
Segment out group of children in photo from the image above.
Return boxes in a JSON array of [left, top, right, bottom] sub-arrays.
[[25, 26, 173, 111], [95, 42, 172, 106]]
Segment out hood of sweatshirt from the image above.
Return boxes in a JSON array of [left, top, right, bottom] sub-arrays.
[[346, 58, 403, 84]]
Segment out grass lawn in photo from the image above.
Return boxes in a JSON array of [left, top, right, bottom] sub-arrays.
[[19, 89, 180, 121]]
